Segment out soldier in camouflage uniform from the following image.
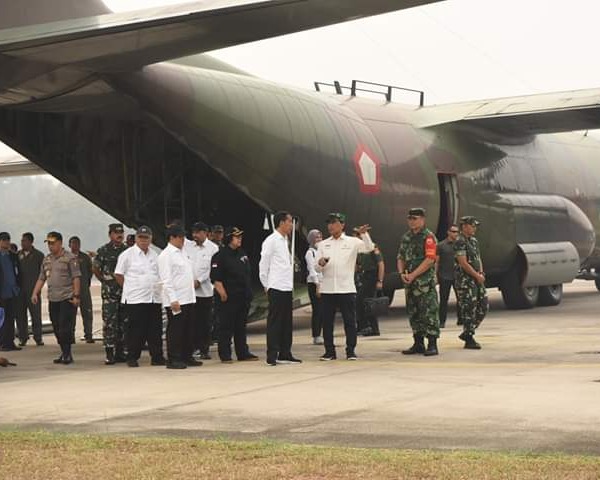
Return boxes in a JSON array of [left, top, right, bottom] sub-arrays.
[[397, 208, 440, 356], [454, 216, 487, 349], [93, 223, 128, 364]]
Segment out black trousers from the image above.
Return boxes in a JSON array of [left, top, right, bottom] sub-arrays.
[[322, 293, 357, 356], [438, 279, 456, 326], [321, 293, 356, 355], [75, 286, 94, 339], [0, 297, 17, 348], [126, 303, 163, 361], [165, 303, 195, 363], [218, 296, 251, 360], [356, 271, 378, 331], [307, 283, 322, 338], [266, 289, 293, 361], [49, 300, 76, 347], [16, 291, 43, 343], [194, 296, 213, 354]]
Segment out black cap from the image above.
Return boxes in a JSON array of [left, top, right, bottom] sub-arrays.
[[136, 226, 153, 236], [326, 212, 346, 224], [224, 226, 243, 240], [45, 231, 62, 243], [211, 225, 224, 233], [0, 232, 10, 241], [460, 216, 480, 226], [165, 224, 186, 238], [408, 208, 426, 217], [191, 222, 209, 232], [109, 223, 124, 234]]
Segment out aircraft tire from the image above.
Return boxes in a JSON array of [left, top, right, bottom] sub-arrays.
[[537, 284, 563, 306], [500, 265, 538, 309]]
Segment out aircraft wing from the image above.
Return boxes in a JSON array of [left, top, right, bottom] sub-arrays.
[[0, 0, 443, 72], [416, 88, 600, 138]]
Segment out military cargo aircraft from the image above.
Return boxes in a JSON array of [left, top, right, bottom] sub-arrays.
[[1, 0, 599, 310]]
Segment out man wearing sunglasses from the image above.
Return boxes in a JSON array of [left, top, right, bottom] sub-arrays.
[[436, 225, 460, 328], [397, 208, 440, 356]]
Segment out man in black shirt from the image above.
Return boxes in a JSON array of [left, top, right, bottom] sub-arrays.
[[210, 227, 258, 363], [436, 225, 459, 328]]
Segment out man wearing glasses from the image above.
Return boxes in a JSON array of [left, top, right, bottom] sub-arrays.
[[397, 208, 440, 356], [436, 225, 460, 328]]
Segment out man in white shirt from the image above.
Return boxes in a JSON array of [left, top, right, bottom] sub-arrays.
[[259, 211, 301, 366], [114, 226, 165, 367], [191, 221, 219, 360], [157, 224, 201, 370], [317, 213, 373, 361]]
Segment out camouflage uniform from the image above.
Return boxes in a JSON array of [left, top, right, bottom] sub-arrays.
[[454, 234, 487, 335], [94, 242, 128, 348], [398, 228, 439, 337]]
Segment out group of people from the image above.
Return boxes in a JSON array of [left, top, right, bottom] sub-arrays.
[[0, 206, 487, 369]]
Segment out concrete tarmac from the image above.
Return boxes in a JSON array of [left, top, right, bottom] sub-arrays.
[[2, 281, 600, 454]]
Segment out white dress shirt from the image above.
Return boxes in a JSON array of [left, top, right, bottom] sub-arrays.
[[305, 247, 322, 285], [259, 230, 293, 291], [157, 243, 196, 307], [192, 239, 219, 298], [115, 245, 162, 304], [317, 233, 374, 294]]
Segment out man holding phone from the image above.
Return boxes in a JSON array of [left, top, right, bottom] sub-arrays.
[[317, 213, 374, 361]]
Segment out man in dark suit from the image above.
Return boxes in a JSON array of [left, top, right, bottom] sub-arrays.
[[0, 232, 22, 351]]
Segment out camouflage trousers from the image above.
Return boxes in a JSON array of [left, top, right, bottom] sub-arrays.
[[405, 280, 439, 337], [102, 296, 126, 348], [456, 280, 488, 336]]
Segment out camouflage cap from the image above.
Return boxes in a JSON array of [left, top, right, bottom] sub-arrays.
[[0, 232, 10, 241], [136, 226, 152, 236], [44, 231, 62, 243], [211, 225, 224, 233], [224, 226, 243, 242], [109, 223, 124, 234], [326, 212, 346, 224], [408, 208, 426, 217], [460, 216, 480, 226]]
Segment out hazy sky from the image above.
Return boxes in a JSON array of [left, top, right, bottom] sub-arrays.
[[2, 0, 600, 157]]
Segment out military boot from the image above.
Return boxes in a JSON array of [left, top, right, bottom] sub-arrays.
[[464, 335, 481, 350], [424, 335, 439, 356], [402, 334, 425, 355], [114, 345, 127, 363], [104, 347, 116, 365]]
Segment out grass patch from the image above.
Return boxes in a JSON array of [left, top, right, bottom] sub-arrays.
[[0, 431, 599, 479]]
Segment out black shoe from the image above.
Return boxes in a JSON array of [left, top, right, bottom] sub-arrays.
[[464, 336, 482, 350], [35, 340, 44, 346], [18, 339, 27, 347], [346, 352, 358, 361], [1, 345, 22, 352], [186, 358, 203, 367], [458, 331, 468, 342], [221, 358, 235, 364], [114, 347, 127, 363], [266, 358, 277, 366], [277, 355, 302, 364], [85, 337, 95, 344], [439, 322, 446, 329], [199, 352, 212, 360], [238, 353, 259, 362], [151, 357, 167, 366], [104, 347, 115, 365], [402, 334, 426, 355], [53, 355, 64, 364], [127, 359, 139, 367], [320, 353, 337, 361], [424, 335, 439, 356], [62, 354, 73, 365], [166, 361, 187, 369]]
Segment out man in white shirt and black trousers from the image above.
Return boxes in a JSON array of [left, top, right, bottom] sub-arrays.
[[191, 221, 219, 360], [259, 211, 302, 366], [317, 213, 373, 361], [157, 224, 202, 370], [114, 226, 166, 367]]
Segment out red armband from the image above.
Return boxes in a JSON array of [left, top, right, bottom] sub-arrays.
[[424, 235, 437, 260]]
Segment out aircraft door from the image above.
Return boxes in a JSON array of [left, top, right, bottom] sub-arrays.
[[436, 173, 459, 239]]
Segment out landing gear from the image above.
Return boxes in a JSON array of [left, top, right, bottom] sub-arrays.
[[500, 264, 538, 310], [537, 284, 563, 306]]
